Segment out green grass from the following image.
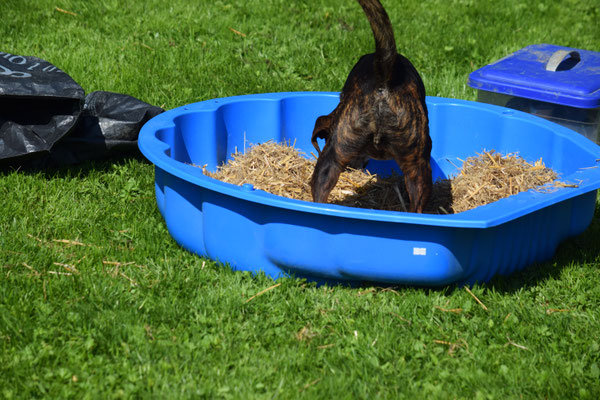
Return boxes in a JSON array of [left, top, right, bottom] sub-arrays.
[[1, 0, 600, 398]]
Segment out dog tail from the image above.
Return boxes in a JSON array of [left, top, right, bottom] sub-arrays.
[[356, 0, 397, 86]]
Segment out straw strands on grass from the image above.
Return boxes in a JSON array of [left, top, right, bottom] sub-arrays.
[[202, 141, 574, 214]]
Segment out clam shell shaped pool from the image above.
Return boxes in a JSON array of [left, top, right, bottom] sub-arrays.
[[139, 92, 600, 286]]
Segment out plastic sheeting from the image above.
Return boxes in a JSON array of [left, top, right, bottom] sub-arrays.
[[0, 51, 163, 168]]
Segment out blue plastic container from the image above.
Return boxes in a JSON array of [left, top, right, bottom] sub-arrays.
[[138, 92, 600, 286], [469, 44, 600, 143]]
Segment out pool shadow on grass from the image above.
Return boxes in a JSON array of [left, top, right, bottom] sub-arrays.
[[483, 203, 600, 293], [7, 153, 594, 295], [306, 199, 600, 294], [347, 202, 600, 294]]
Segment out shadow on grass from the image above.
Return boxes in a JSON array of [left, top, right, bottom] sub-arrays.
[[0, 154, 151, 179], [330, 203, 600, 294], [485, 204, 600, 293], [3, 155, 597, 295], [159, 194, 600, 294]]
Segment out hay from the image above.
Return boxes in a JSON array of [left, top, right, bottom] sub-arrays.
[[202, 141, 573, 214], [448, 150, 562, 213]]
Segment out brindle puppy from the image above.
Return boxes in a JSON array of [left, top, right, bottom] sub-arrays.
[[310, 0, 432, 213]]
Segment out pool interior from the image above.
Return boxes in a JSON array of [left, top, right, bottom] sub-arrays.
[[154, 96, 600, 185]]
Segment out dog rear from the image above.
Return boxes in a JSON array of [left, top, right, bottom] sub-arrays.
[[310, 0, 432, 213]]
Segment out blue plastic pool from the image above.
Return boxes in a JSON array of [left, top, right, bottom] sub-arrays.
[[139, 92, 600, 286]]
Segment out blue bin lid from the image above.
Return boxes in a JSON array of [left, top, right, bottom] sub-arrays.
[[468, 44, 600, 109]]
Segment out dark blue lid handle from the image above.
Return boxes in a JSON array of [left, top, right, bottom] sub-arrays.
[[545, 49, 581, 71]]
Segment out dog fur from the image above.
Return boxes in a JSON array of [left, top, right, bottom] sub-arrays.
[[310, 0, 432, 213]]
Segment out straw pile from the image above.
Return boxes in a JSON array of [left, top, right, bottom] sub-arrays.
[[202, 141, 572, 214], [449, 150, 564, 213]]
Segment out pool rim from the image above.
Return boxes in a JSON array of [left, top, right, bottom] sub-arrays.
[[138, 91, 600, 230]]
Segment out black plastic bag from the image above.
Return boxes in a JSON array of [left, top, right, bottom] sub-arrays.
[[0, 51, 163, 168], [48, 91, 165, 166]]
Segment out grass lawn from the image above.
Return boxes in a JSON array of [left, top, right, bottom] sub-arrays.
[[1, 0, 600, 398]]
